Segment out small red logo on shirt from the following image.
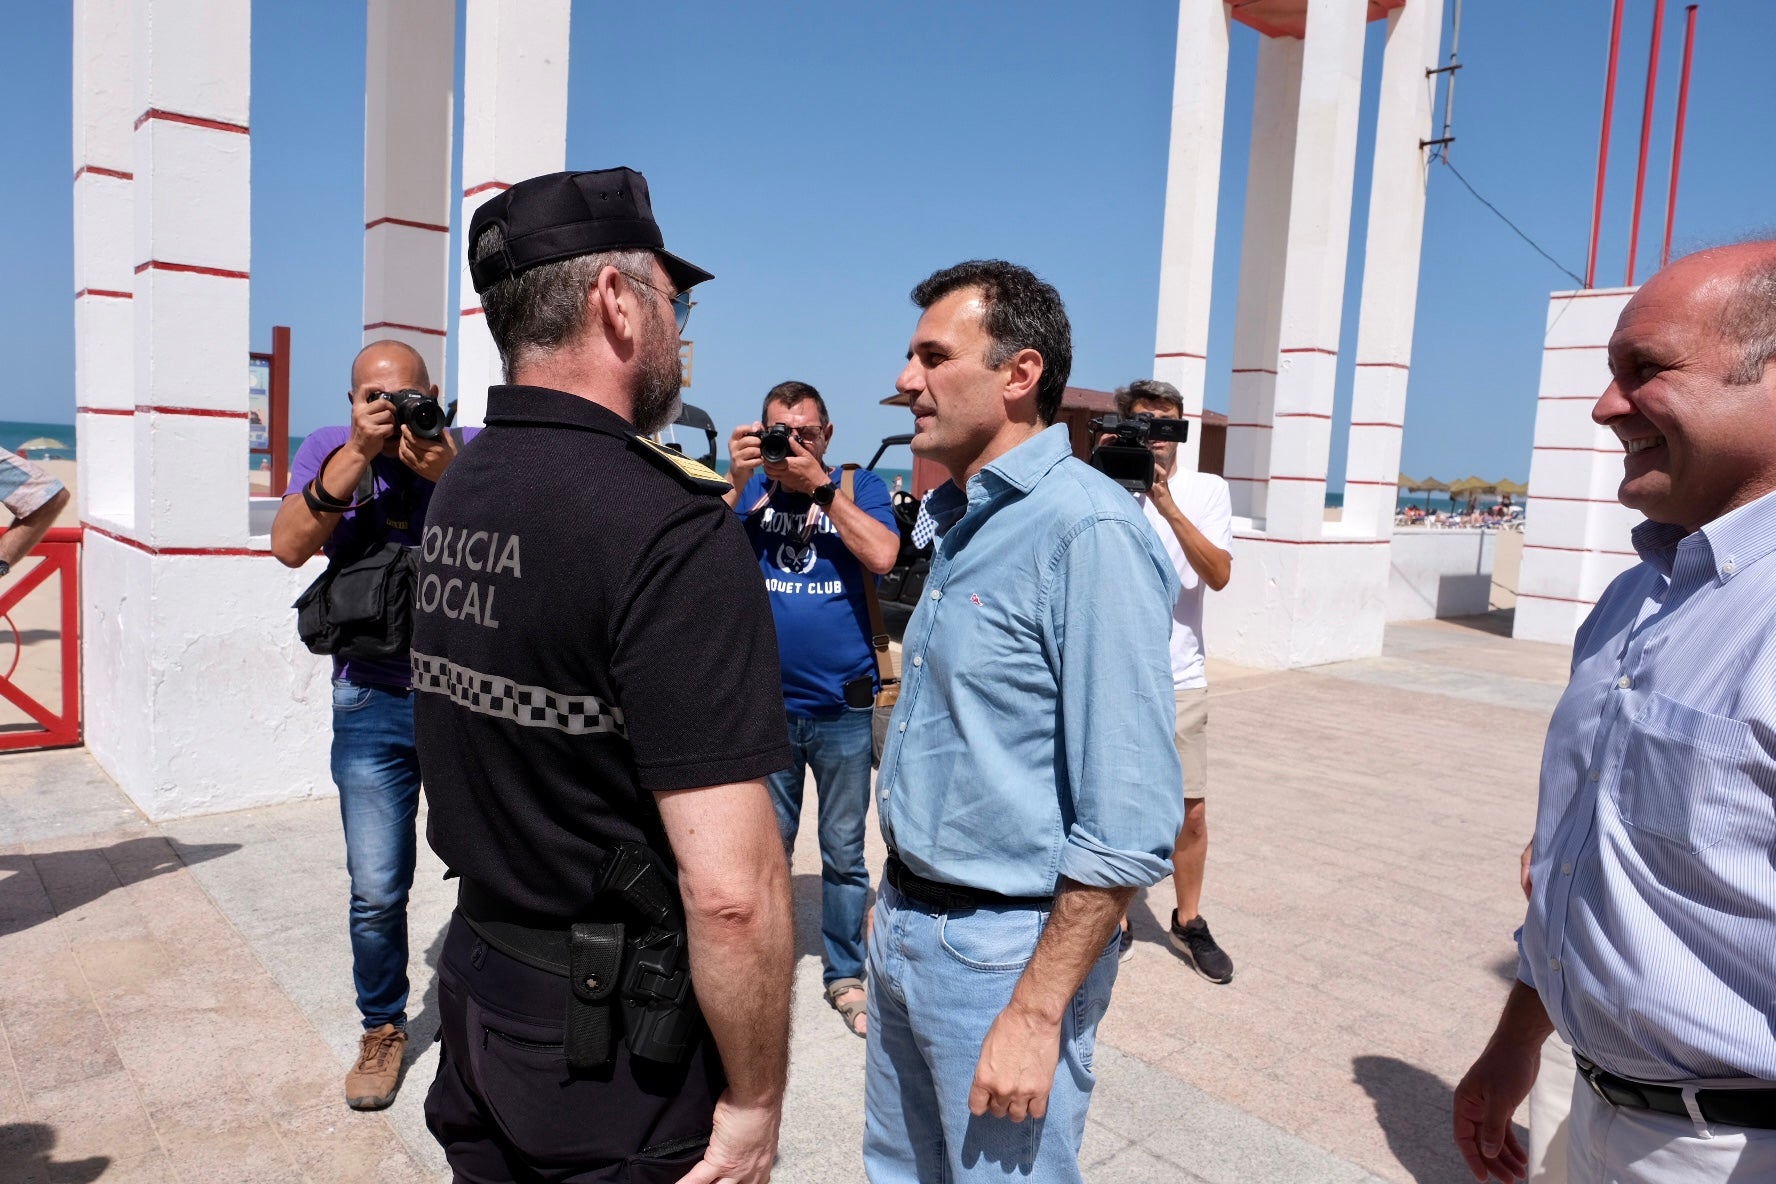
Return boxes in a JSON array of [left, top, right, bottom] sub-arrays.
[[971, 593, 982, 606]]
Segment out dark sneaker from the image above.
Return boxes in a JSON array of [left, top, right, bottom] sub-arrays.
[[345, 1023, 407, 1110], [1118, 924, 1135, 964], [1170, 911, 1233, 984]]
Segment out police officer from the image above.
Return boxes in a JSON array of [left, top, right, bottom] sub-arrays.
[[413, 168, 794, 1184]]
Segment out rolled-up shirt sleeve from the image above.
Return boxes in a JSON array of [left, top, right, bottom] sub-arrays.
[[1047, 516, 1184, 888]]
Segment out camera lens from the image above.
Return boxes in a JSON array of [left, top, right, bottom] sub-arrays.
[[759, 424, 793, 464], [404, 394, 445, 440]]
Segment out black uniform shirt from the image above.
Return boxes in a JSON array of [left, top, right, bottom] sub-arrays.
[[412, 385, 791, 918]]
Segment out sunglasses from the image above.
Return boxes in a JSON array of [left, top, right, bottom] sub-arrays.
[[620, 272, 695, 333]]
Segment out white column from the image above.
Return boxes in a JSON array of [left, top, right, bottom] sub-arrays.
[[1514, 288, 1642, 645], [1342, 0, 1445, 537], [364, 0, 455, 384], [1262, 0, 1369, 541], [1152, 0, 1230, 473], [1224, 34, 1302, 521], [73, 0, 136, 530], [131, 0, 252, 549], [454, 0, 572, 427]]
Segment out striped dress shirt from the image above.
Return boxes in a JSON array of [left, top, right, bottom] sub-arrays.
[[1520, 488, 1776, 1083]]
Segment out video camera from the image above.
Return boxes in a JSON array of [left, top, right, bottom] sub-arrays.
[[1088, 413, 1190, 492], [370, 388, 446, 441]]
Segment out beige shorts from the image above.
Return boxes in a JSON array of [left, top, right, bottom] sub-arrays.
[[1173, 687, 1209, 800]]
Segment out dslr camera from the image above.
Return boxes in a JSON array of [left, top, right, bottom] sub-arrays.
[[758, 423, 795, 464], [1088, 413, 1190, 492], [370, 388, 446, 441]]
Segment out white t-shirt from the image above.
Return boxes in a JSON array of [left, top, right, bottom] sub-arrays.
[[1136, 469, 1233, 690]]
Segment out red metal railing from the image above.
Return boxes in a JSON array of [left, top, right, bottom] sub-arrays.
[[0, 526, 81, 751]]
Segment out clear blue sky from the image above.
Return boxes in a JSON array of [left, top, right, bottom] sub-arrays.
[[4, 1, 1772, 485]]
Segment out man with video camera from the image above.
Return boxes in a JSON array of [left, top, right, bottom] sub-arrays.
[[1103, 379, 1234, 982], [271, 339, 459, 1110], [723, 382, 900, 1038]]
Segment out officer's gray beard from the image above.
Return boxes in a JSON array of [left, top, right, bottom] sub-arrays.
[[630, 305, 683, 437]]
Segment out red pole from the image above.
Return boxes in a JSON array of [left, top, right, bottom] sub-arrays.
[[270, 325, 291, 496], [1626, 0, 1667, 287], [1661, 5, 1698, 269], [1587, 0, 1628, 289]]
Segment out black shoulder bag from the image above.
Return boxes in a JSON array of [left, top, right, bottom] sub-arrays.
[[292, 453, 419, 660]]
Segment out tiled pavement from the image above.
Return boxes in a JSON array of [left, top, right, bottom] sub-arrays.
[[0, 616, 1565, 1182]]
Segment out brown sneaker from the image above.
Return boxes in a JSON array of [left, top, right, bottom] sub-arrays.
[[344, 1023, 408, 1110]]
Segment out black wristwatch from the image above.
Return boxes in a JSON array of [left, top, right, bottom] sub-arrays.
[[811, 481, 838, 508]]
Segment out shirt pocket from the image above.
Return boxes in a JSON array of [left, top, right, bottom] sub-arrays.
[[1616, 693, 1751, 854]]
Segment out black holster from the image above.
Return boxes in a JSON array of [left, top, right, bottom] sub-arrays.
[[455, 846, 703, 1077]]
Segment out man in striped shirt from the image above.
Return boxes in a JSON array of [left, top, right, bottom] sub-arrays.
[[1453, 242, 1776, 1183]]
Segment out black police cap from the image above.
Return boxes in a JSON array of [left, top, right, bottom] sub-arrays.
[[467, 167, 713, 295]]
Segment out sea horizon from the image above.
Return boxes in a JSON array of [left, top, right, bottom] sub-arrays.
[[2, 420, 1500, 513]]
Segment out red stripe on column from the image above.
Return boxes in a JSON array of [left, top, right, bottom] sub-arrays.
[[85, 522, 275, 558], [74, 165, 133, 181], [1270, 475, 1325, 483], [1276, 412, 1332, 420], [1349, 421, 1404, 428], [1280, 347, 1337, 356], [75, 288, 133, 300], [366, 217, 450, 233], [1236, 536, 1391, 547], [137, 405, 250, 419], [133, 109, 250, 134], [1231, 368, 1277, 375], [463, 181, 511, 198], [77, 406, 134, 416], [1355, 361, 1410, 370], [134, 261, 250, 279], [1524, 544, 1638, 556], [459, 306, 484, 317], [1344, 479, 1398, 487], [1154, 351, 1206, 360], [1517, 591, 1599, 606], [364, 321, 448, 337]]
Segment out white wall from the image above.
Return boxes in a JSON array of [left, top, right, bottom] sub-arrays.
[[1387, 529, 1496, 621], [84, 533, 335, 820]]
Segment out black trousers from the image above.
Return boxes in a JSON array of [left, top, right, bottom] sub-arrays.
[[425, 912, 726, 1183]]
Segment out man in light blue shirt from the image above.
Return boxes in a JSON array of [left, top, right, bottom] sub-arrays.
[[1454, 243, 1776, 1184], [863, 260, 1183, 1184]]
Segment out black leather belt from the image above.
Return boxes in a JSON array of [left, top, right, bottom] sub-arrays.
[[456, 878, 578, 977], [883, 855, 1052, 912], [1575, 1054, 1776, 1130]]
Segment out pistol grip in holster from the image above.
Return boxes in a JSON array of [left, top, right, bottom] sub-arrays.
[[566, 921, 624, 1073]]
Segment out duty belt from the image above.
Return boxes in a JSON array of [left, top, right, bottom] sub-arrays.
[[1574, 1053, 1776, 1131], [455, 852, 701, 1075], [884, 854, 1053, 911]]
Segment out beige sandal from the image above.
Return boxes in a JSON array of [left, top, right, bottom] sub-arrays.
[[825, 977, 868, 1038]]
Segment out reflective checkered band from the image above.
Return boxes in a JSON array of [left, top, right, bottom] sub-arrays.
[[410, 652, 627, 738]]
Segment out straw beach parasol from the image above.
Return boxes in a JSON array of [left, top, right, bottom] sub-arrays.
[[1407, 475, 1449, 510], [14, 437, 69, 458]]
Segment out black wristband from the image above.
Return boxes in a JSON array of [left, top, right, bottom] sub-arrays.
[[303, 477, 355, 515], [811, 481, 838, 508]]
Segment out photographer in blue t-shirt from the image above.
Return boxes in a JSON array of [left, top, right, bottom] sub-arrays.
[[724, 381, 900, 1038]]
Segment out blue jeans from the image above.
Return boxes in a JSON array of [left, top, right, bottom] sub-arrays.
[[766, 708, 873, 986], [330, 679, 421, 1030], [863, 880, 1120, 1183]]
